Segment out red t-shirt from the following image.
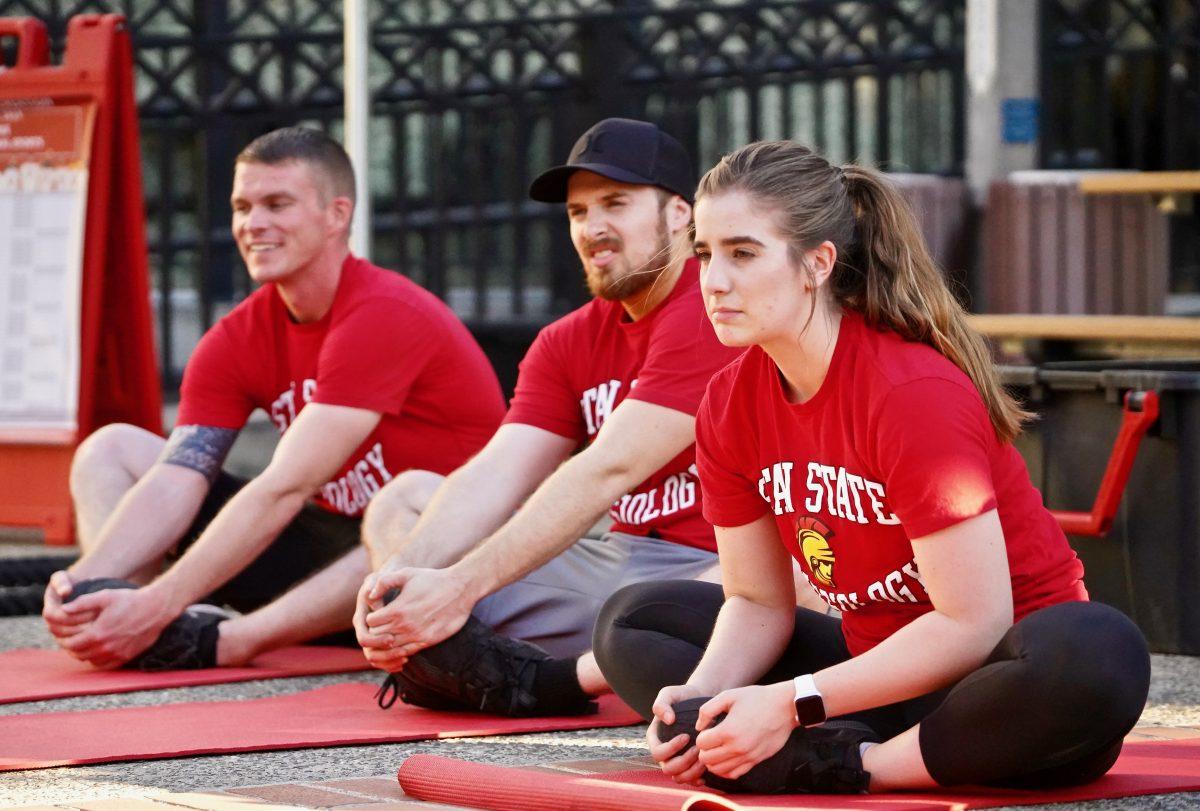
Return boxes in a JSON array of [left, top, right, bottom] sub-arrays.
[[177, 255, 506, 517], [697, 310, 1086, 654], [504, 258, 743, 552]]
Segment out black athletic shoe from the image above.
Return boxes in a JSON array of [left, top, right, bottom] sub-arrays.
[[66, 578, 230, 671], [373, 589, 594, 717], [657, 696, 877, 794], [65, 577, 138, 600]]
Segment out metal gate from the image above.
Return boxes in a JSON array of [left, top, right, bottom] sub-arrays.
[[1042, 0, 1200, 170], [1, 1, 966, 387], [1041, 0, 1200, 300]]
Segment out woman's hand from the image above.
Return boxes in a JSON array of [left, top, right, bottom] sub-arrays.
[[695, 682, 796, 780], [647, 683, 709, 785]]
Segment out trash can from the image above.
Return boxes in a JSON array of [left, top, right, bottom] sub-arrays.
[[1002, 361, 1200, 654]]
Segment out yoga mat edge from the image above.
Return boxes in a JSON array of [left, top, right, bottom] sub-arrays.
[[0, 684, 642, 772], [0, 645, 371, 704]]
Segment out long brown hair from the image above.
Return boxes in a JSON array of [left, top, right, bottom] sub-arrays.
[[697, 141, 1029, 443]]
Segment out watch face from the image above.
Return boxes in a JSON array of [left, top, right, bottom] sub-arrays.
[[794, 694, 826, 727]]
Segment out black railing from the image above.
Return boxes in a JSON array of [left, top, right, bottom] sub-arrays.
[[2, 0, 966, 388], [1041, 0, 1200, 299], [1041, 0, 1200, 170]]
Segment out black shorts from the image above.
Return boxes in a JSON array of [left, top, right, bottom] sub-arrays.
[[169, 471, 361, 614]]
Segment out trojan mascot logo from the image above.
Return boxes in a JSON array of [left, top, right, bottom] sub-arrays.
[[797, 516, 835, 589]]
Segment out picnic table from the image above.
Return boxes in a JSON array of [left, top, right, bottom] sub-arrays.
[[968, 314, 1200, 362]]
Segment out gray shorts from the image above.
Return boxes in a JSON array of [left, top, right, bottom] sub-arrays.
[[471, 532, 718, 658]]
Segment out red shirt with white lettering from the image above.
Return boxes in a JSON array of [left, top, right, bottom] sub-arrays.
[[696, 310, 1086, 654], [177, 255, 506, 517], [504, 258, 742, 552]]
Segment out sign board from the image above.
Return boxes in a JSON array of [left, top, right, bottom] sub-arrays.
[[0, 99, 94, 440], [1002, 97, 1040, 145], [0, 16, 161, 543]]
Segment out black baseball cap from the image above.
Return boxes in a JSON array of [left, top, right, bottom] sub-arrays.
[[529, 118, 695, 203]]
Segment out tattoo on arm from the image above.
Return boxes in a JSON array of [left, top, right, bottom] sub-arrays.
[[159, 425, 238, 484]]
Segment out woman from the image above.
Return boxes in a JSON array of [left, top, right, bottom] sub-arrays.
[[592, 141, 1150, 794]]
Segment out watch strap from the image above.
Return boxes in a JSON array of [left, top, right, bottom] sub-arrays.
[[792, 673, 827, 726]]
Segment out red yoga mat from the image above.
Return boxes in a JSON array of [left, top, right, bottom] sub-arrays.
[[0, 646, 371, 704], [0, 683, 642, 771], [397, 738, 1200, 811]]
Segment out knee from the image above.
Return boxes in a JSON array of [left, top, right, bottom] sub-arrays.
[[596, 581, 669, 633], [592, 580, 701, 671], [592, 582, 660, 672], [1029, 603, 1151, 730], [361, 469, 442, 560], [593, 580, 722, 720], [1082, 607, 1150, 727], [70, 424, 151, 492]]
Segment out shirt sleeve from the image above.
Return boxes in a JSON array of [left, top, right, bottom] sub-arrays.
[[628, 297, 742, 416], [873, 378, 999, 539], [502, 325, 585, 440], [176, 323, 256, 430], [312, 300, 438, 415], [696, 381, 770, 527]]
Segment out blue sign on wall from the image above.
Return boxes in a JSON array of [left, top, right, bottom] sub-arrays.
[[1002, 98, 1040, 144]]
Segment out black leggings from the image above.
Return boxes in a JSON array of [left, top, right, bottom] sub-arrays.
[[593, 580, 1151, 789]]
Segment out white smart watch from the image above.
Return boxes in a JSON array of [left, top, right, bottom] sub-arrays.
[[792, 673, 827, 727]]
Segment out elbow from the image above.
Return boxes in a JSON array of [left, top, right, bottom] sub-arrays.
[[981, 611, 1013, 650], [247, 474, 317, 515], [936, 596, 1012, 662], [576, 448, 639, 494], [987, 592, 1016, 640], [963, 605, 1013, 660], [725, 591, 797, 620]]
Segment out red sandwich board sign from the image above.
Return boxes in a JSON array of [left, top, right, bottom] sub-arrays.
[[0, 15, 161, 544]]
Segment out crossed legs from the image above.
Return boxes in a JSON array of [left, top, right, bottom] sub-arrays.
[[67, 423, 373, 666], [594, 580, 1150, 791]]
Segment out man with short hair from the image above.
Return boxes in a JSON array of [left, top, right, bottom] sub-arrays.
[[43, 127, 505, 670], [355, 118, 745, 716]]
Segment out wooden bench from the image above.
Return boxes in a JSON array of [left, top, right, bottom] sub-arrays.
[[1078, 171, 1200, 196], [1078, 171, 1200, 217], [968, 314, 1200, 361]]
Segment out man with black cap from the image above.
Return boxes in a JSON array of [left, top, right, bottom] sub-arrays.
[[353, 118, 743, 716]]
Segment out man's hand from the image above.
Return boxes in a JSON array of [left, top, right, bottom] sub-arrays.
[[648, 683, 709, 785], [694, 682, 796, 780], [41, 570, 97, 640], [360, 567, 477, 662], [54, 586, 176, 669], [354, 572, 408, 672]]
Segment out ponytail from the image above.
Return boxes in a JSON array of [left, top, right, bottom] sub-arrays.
[[838, 166, 1030, 443]]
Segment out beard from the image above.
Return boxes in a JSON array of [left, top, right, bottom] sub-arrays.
[[585, 212, 673, 302]]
